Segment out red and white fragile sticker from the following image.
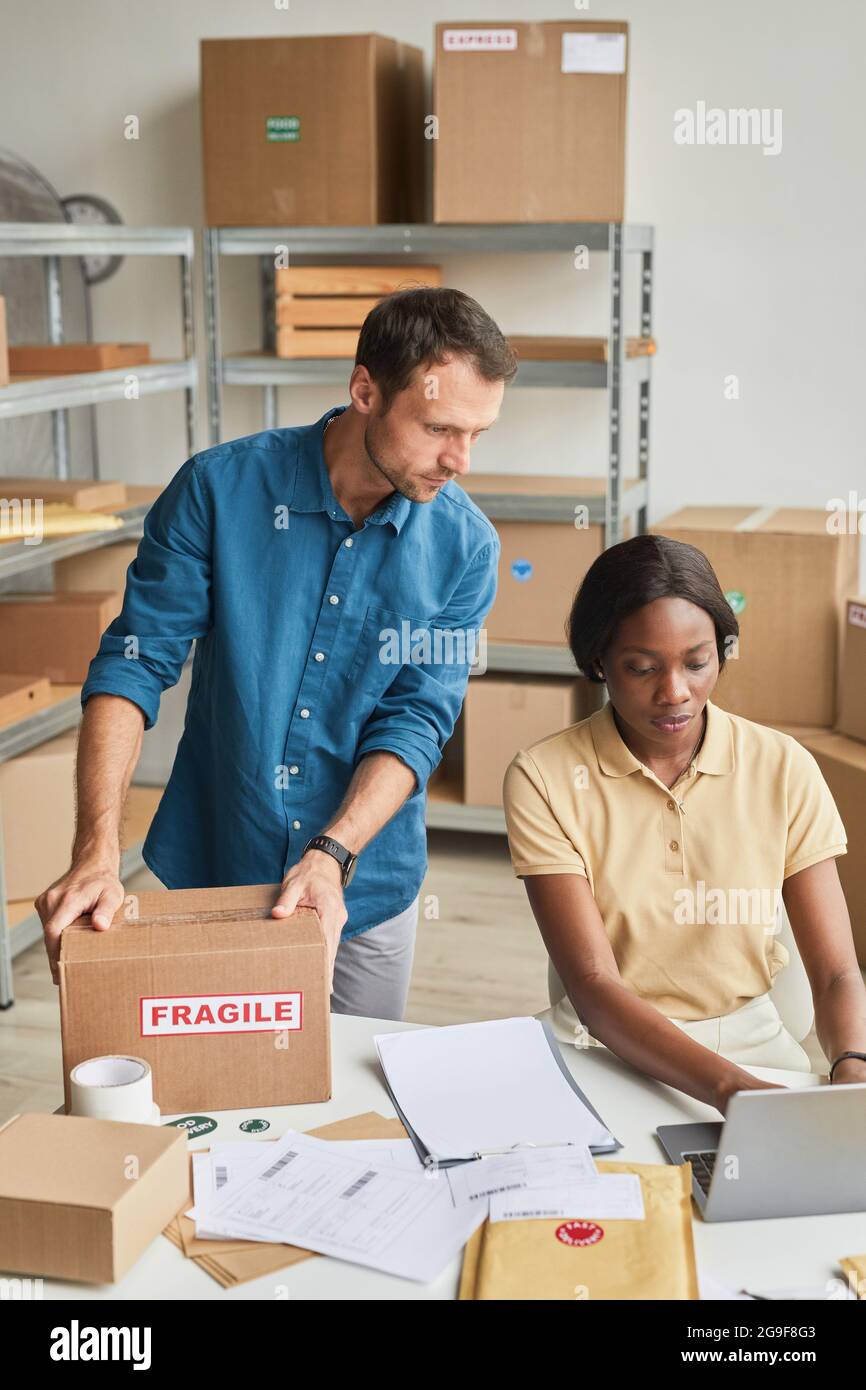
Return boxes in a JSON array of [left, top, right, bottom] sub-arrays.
[[140, 991, 302, 1037], [848, 602, 866, 630], [442, 29, 517, 52]]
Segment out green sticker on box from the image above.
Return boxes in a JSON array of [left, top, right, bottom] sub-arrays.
[[267, 115, 301, 142], [167, 1115, 217, 1138], [725, 589, 746, 615]]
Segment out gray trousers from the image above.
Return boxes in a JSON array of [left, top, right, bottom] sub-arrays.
[[331, 895, 420, 1021]]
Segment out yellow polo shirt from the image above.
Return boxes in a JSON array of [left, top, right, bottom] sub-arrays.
[[502, 699, 847, 1021]]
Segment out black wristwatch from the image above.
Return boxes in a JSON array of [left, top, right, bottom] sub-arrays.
[[303, 834, 358, 886], [829, 1051, 866, 1083]]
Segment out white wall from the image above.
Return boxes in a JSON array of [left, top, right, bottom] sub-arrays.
[[1, 0, 864, 534]]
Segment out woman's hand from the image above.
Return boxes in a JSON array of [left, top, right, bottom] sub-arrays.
[[714, 1070, 788, 1116]]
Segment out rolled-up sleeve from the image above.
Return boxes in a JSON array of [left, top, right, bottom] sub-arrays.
[[80, 456, 213, 730], [355, 536, 499, 791]]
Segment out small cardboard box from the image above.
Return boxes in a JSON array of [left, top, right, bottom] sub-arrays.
[[54, 540, 139, 595], [0, 731, 76, 898], [0, 294, 8, 387], [0, 1112, 189, 1284], [797, 731, 866, 966], [458, 475, 636, 647], [434, 20, 628, 223], [0, 590, 121, 683], [0, 476, 127, 509], [0, 672, 52, 728], [201, 34, 426, 226], [651, 507, 859, 727], [60, 884, 332, 1115], [837, 597, 866, 744], [465, 675, 603, 806]]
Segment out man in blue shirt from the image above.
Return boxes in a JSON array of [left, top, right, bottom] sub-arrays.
[[37, 287, 514, 1020]]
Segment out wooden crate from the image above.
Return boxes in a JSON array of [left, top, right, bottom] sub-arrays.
[[274, 265, 441, 359]]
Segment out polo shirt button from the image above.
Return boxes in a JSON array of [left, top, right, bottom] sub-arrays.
[[344, 538, 354, 548], [300, 708, 310, 719], [314, 651, 325, 662], [666, 799, 675, 811], [669, 839, 679, 852], [289, 765, 299, 775], [292, 820, 301, 830], [329, 594, 339, 605]]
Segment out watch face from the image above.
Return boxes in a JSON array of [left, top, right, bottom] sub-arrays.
[[343, 855, 358, 885]]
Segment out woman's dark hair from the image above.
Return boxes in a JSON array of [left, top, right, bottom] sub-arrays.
[[355, 286, 518, 411], [568, 533, 739, 681]]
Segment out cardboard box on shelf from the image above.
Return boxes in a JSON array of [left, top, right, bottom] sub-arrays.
[[274, 265, 442, 358], [797, 730, 866, 966], [59, 884, 332, 1114], [837, 597, 866, 744], [458, 475, 637, 647], [507, 336, 656, 363], [0, 731, 76, 899], [0, 1112, 188, 1284], [54, 540, 138, 595], [465, 674, 603, 806], [0, 476, 127, 509], [0, 591, 121, 683], [201, 34, 425, 226], [651, 507, 858, 728], [8, 343, 151, 373], [0, 672, 52, 727], [0, 294, 8, 387], [434, 20, 628, 223]]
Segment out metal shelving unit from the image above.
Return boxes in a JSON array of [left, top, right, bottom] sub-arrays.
[[202, 220, 654, 834], [0, 221, 199, 1007]]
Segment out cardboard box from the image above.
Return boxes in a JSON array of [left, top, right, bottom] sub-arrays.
[[651, 507, 858, 727], [465, 675, 603, 805], [0, 731, 76, 899], [8, 343, 151, 373], [201, 35, 426, 226], [0, 294, 8, 387], [797, 731, 866, 966], [0, 476, 127, 509], [434, 20, 628, 223], [60, 884, 332, 1114], [837, 597, 866, 743], [507, 336, 656, 363], [458, 475, 636, 646], [0, 672, 52, 727], [0, 591, 121, 683], [0, 1112, 188, 1284], [54, 540, 138, 595]]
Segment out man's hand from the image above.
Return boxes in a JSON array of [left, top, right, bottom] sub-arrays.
[[35, 859, 126, 986], [272, 850, 348, 991]]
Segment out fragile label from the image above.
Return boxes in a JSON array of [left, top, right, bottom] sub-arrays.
[[443, 28, 517, 52], [141, 991, 303, 1037], [849, 602, 866, 630], [266, 115, 301, 142], [561, 32, 626, 74]]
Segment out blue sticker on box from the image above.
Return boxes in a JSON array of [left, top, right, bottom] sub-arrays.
[[511, 559, 533, 582]]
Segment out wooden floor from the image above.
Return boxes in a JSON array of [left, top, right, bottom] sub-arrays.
[[0, 828, 845, 1124]]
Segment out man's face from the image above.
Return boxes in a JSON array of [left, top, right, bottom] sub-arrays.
[[361, 355, 504, 503]]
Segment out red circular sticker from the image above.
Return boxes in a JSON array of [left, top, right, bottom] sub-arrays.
[[555, 1220, 604, 1247]]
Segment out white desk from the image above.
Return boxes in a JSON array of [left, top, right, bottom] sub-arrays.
[[37, 1014, 866, 1300]]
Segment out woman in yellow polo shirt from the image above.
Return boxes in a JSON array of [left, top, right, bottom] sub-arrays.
[[503, 534, 866, 1115]]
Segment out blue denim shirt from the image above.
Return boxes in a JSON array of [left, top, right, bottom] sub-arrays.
[[80, 406, 499, 937]]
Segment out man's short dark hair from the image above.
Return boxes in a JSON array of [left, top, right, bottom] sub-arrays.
[[568, 533, 740, 679], [355, 286, 518, 410]]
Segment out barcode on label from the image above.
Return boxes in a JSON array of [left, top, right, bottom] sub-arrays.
[[341, 1170, 377, 1199], [215, 1166, 229, 1189], [261, 1151, 298, 1180]]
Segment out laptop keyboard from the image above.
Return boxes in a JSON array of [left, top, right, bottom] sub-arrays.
[[682, 1149, 718, 1195]]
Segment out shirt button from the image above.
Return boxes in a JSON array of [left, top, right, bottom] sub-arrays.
[[669, 839, 679, 852], [289, 765, 299, 775], [292, 820, 301, 830], [344, 538, 354, 548], [314, 651, 325, 662], [329, 594, 339, 605], [666, 799, 675, 811], [300, 708, 310, 719]]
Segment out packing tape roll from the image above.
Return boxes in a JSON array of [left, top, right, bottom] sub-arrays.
[[69, 1055, 160, 1125]]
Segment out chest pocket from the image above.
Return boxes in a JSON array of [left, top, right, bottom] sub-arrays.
[[347, 605, 432, 698]]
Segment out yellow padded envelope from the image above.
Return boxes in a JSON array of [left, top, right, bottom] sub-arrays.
[[461, 1160, 699, 1301]]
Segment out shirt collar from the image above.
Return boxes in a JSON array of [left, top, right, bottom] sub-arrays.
[[290, 406, 412, 535], [590, 698, 734, 778]]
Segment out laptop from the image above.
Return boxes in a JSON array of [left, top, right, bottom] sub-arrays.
[[657, 1082, 866, 1220]]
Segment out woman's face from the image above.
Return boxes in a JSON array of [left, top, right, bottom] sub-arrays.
[[600, 597, 720, 750]]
